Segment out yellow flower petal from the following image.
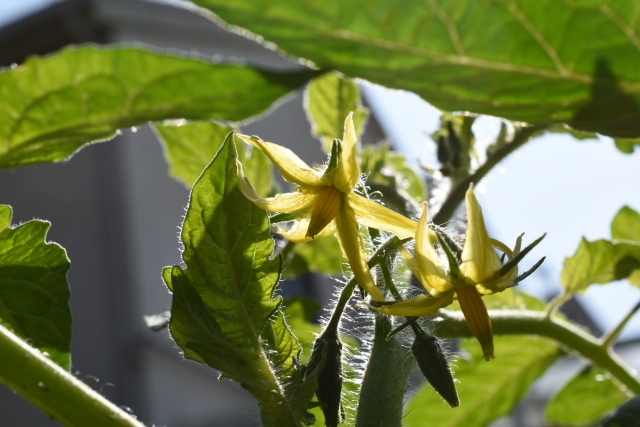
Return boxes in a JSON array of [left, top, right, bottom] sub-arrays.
[[332, 113, 361, 193], [237, 134, 325, 188], [347, 193, 417, 239], [460, 184, 502, 284], [455, 285, 494, 361], [277, 218, 335, 243], [414, 204, 454, 293], [370, 292, 454, 317], [334, 203, 385, 302], [236, 159, 317, 213], [306, 186, 343, 238], [399, 246, 420, 279]]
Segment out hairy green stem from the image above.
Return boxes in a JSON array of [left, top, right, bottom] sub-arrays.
[[435, 309, 640, 394], [0, 324, 145, 427], [356, 315, 414, 427], [433, 124, 548, 224]]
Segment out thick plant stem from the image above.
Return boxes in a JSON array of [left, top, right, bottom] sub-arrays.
[[433, 124, 548, 224], [356, 314, 414, 427], [435, 309, 640, 394], [0, 324, 145, 427]]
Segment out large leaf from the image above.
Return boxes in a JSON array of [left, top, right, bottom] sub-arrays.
[[304, 72, 368, 152], [0, 206, 71, 370], [165, 134, 311, 426], [153, 120, 275, 193], [191, 0, 640, 137], [562, 207, 640, 294], [404, 336, 559, 427], [0, 45, 318, 168], [546, 366, 630, 426]]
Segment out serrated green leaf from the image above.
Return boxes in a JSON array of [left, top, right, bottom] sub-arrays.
[[0, 45, 318, 168], [305, 72, 368, 152], [283, 298, 322, 364], [153, 120, 276, 193], [293, 235, 343, 276], [191, 0, 640, 137], [601, 395, 640, 427], [561, 238, 640, 293], [166, 134, 307, 426], [0, 205, 71, 370], [404, 336, 559, 427], [262, 310, 302, 381], [546, 366, 630, 426]]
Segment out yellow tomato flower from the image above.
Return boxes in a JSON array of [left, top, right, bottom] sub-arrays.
[[235, 113, 417, 302], [373, 185, 544, 361]]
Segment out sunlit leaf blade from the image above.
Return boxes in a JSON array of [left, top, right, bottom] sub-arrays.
[[0, 45, 319, 168], [546, 366, 629, 426], [404, 336, 559, 427], [153, 120, 275, 193], [165, 134, 316, 425], [305, 72, 368, 152], [0, 206, 71, 370], [191, 0, 640, 137], [154, 120, 234, 187], [262, 310, 302, 381], [174, 132, 280, 355], [561, 206, 640, 293], [166, 265, 260, 384], [611, 206, 640, 242]]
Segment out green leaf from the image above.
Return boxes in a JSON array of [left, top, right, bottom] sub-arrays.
[[546, 366, 630, 426], [153, 120, 234, 187], [305, 72, 368, 152], [292, 235, 343, 276], [0, 206, 71, 370], [165, 134, 306, 426], [611, 206, 640, 242], [562, 206, 640, 294], [191, 0, 640, 137], [602, 395, 640, 427], [561, 238, 640, 294], [614, 138, 640, 154], [360, 143, 426, 211], [283, 298, 321, 364], [153, 120, 275, 192], [404, 336, 559, 427], [0, 45, 319, 168], [262, 310, 302, 381]]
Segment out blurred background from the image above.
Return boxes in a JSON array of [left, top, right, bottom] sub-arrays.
[[1, 0, 640, 426]]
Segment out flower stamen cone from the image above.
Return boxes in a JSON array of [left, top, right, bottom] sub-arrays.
[[306, 186, 343, 238], [456, 285, 494, 361]]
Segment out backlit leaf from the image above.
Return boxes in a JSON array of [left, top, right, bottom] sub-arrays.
[[190, 0, 640, 137], [0, 46, 318, 168], [305, 72, 368, 152], [404, 336, 559, 427], [546, 366, 630, 426], [0, 206, 71, 370]]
